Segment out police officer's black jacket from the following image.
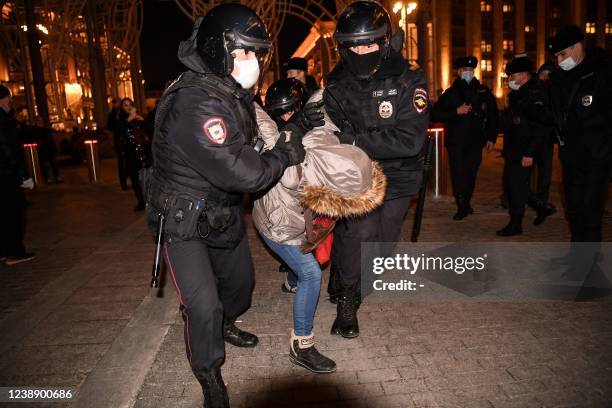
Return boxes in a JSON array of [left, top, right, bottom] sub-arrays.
[[549, 47, 612, 164], [324, 49, 430, 200], [432, 77, 498, 148], [146, 51, 290, 246], [0, 108, 27, 187], [503, 77, 552, 163]]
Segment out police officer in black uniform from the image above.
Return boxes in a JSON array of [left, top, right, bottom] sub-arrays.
[[432, 56, 498, 220], [547, 26, 612, 283], [323, 1, 429, 338], [527, 61, 558, 225], [497, 55, 551, 236], [144, 5, 314, 407]]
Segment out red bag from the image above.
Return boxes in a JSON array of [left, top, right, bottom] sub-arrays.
[[313, 217, 334, 265], [303, 211, 336, 265]]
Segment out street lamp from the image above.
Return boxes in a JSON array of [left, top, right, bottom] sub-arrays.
[[392, 2, 417, 60]]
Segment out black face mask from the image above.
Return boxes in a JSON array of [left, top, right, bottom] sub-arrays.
[[342, 49, 383, 80]]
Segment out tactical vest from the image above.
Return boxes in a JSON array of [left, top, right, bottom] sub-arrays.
[[145, 70, 257, 211]]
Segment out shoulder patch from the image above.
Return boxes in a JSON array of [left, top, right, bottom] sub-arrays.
[[413, 88, 428, 114], [203, 118, 227, 145]]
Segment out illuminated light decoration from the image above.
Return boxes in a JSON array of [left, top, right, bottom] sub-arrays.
[[36, 24, 49, 35], [586, 22, 596, 34], [23, 143, 38, 148], [84, 140, 98, 144]]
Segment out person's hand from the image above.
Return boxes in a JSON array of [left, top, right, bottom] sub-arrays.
[[521, 156, 533, 167], [275, 123, 306, 166], [456, 103, 472, 115], [20, 178, 34, 189], [485, 141, 495, 152], [294, 100, 325, 132]]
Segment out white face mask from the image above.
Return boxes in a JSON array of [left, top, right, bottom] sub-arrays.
[[508, 80, 521, 91], [559, 57, 577, 71], [231, 58, 260, 89], [461, 71, 475, 83]]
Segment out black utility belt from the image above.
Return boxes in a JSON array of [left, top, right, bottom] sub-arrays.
[[158, 192, 244, 249]]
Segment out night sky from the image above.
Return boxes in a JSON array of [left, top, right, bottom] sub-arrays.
[[140, 1, 317, 94]]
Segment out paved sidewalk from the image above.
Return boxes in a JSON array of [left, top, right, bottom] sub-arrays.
[[1, 146, 611, 408]]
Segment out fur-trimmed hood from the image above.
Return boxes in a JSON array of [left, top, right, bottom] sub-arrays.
[[298, 161, 386, 218]]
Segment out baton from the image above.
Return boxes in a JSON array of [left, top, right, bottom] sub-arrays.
[[411, 135, 435, 242], [151, 201, 167, 288]]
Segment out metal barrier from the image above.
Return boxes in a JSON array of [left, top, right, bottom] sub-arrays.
[[23, 143, 43, 187], [84, 140, 100, 183], [426, 128, 447, 197]]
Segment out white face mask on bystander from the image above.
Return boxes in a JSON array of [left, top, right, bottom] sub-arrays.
[[558, 57, 578, 71]]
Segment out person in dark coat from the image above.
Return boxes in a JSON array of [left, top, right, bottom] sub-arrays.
[[547, 26, 612, 290], [143, 6, 310, 405], [0, 84, 35, 265], [107, 98, 127, 190], [432, 56, 499, 220], [284, 57, 319, 99], [30, 116, 61, 183], [526, 61, 558, 225], [116, 97, 147, 211], [323, 1, 429, 339], [497, 55, 552, 236]]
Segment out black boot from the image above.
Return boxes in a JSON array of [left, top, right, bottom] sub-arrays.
[[223, 317, 258, 348], [289, 331, 337, 373], [496, 214, 523, 236], [331, 291, 359, 338], [327, 266, 341, 304], [453, 196, 469, 220], [193, 367, 229, 408], [466, 194, 475, 214], [534, 202, 556, 226]]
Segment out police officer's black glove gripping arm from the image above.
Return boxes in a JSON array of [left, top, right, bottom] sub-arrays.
[[274, 123, 306, 166], [293, 100, 325, 133], [168, 90, 288, 193], [355, 75, 430, 160]]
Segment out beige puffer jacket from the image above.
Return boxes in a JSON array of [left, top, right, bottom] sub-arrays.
[[252, 90, 387, 246]]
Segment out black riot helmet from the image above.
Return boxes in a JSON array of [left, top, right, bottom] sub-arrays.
[[195, 4, 273, 77], [265, 78, 306, 118], [334, 1, 392, 79]]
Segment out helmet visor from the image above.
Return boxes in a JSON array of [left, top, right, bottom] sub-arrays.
[[334, 24, 389, 48]]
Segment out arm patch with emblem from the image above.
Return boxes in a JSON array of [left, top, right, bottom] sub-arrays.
[[203, 117, 227, 144], [413, 88, 428, 114]]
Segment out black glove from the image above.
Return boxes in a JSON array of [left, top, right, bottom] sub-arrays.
[[293, 100, 325, 132], [275, 123, 306, 166]]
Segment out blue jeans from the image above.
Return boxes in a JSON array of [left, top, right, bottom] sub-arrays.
[[261, 234, 322, 336]]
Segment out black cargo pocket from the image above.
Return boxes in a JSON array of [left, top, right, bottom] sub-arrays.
[[200, 206, 244, 249]]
